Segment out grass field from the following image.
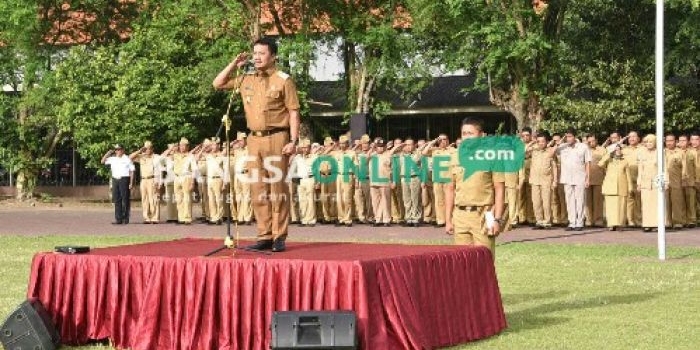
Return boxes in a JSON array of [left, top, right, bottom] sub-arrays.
[[1, 235, 699, 350]]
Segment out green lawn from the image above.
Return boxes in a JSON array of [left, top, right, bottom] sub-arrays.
[[1, 235, 699, 350]]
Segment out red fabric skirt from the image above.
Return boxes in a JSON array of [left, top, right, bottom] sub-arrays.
[[27, 239, 506, 349]]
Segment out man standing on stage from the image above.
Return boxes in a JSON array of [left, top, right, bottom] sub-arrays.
[[213, 37, 300, 252], [101, 144, 135, 225]]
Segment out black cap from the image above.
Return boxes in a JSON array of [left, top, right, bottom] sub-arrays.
[[113, 144, 123, 150], [375, 138, 385, 146]]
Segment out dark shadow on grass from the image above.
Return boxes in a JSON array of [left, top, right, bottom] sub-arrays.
[[498, 229, 607, 246], [502, 292, 661, 335], [501, 290, 570, 305]]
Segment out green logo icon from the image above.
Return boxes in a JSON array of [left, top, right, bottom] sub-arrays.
[[458, 135, 525, 180]]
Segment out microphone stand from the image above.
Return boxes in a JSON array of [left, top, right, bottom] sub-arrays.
[[205, 78, 270, 257]]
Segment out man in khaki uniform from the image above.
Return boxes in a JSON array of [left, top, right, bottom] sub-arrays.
[[163, 137, 197, 224], [332, 135, 357, 226], [529, 135, 558, 229], [678, 135, 697, 227], [585, 135, 606, 227], [399, 138, 423, 226], [318, 137, 338, 224], [130, 141, 162, 224], [369, 138, 393, 226], [213, 37, 300, 252], [517, 128, 535, 225], [292, 139, 317, 226], [664, 134, 686, 229], [445, 118, 505, 255], [690, 132, 700, 226], [232, 133, 253, 224], [550, 134, 568, 226], [423, 134, 452, 227], [203, 138, 225, 224], [390, 138, 405, 225], [622, 131, 642, 227], [196, 138, 210, 222], [417, 139, 435, 225], [354, 134, 373, 224], [162, 144, 178, 223]]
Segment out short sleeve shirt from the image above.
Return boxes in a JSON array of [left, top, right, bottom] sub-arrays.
[[239, 67, 300, 131]]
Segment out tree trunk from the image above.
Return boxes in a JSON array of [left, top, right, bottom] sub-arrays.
[[15, 168, 36, 201]]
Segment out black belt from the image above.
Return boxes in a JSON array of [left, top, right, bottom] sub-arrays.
[[142, 176, 154, 179], [210, 176, 221, 179], [455, 205, 484, 212], [249, 128, 288, 137]]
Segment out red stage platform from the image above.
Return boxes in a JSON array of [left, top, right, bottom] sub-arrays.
[[27, 239, 506, 350]]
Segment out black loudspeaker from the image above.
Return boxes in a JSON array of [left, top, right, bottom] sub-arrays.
[[271, 311, 357, 350], [1, 299, 60, 350], [350, 113, 369, 142]]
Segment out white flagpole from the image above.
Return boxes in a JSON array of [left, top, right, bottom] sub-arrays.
[[655, 0, 666, 261]]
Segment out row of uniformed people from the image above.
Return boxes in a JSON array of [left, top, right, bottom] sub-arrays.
[[285, 133, 465, 228], [128, 133, 256, 225], [512, 129, 700, 231]]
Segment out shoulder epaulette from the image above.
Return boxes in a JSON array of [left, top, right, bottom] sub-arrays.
[[276, 71, 290, 80]]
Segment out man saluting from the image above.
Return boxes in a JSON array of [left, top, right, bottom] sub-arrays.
[[213, 37, 300, 252]]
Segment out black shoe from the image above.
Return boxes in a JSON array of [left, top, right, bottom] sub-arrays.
[[111, 221, 123, 225], [272, 239, 286, 252], [574, 227, 583, 231], [308, 223, 316, 227], [345, 223, 353, 227], [533, 225, 543, 230], [565, 227, 574, 231], [383, 223, 391, 227], [372, 222, 380, 227], [247, 240, 273, 250], [207, 221, 215, 225], [298, 223, 306, 227], [123, 219, 129, 224]]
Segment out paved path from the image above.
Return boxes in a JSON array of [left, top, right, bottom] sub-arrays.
[[1, 204, 699, 248]]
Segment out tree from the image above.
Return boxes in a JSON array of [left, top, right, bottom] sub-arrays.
[[407, 0, 569, 130]]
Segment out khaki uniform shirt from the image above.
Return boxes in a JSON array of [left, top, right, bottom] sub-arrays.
[[665, 148, 684, 189], [173, 153, 196, 178], [637, 148, 659, 190], [450, 151, 505, 206], [599, 154, 632, 196], [528, 148, 556, 185], [431, 148, 453, 183], [681, 148, 697, 187], [370, 152, 392, 187], [331, 149, 358, 175], [399, 151, 422, 177], [621, 145, 641, 187], [205, 153, 225, 179], [588, 146, 607, 186], [237, 67, 300, 131], [134, 154, 161, 181]]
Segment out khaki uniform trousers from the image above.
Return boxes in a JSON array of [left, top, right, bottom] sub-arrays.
[[370, 185, 392, 224], [604, 195, 627, 227], [551, 185, 562, 225], [401, 177, 422, 224], [298, 178, 317, 225], [391, 184, 405, 223], [207, 177, 224, 222], [235, 176, 253, 222], [665, 187, 686, 227], [626, 191, 642, 226], [174, 176, 193, 223], [452, 206, 496, 255], [290, 180, 300, 223], [585, 185, 604, 226], [140, 178, 160, 222], [531, 183, 553, 226], [422, 181, 435, 224], [505, 187, 518, 226], [336, 175, 355, 224], [433, 182, 448, 225], [164, 182, 178, 221], [641, 188, 659, 228], [354, 178, 373, 222], [683, 186, 696, 225], [319, 176, 337, 222], [517, 184, 535, 223], [198, 179, 208, 220], [247, 132, 290, 241]]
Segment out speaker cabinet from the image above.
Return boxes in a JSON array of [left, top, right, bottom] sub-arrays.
[[1, 299, 60, 350], [271, 311, 357, 349]]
